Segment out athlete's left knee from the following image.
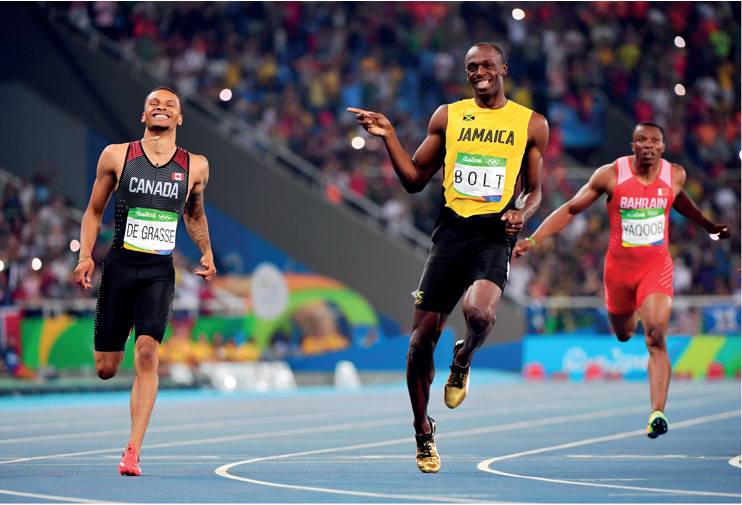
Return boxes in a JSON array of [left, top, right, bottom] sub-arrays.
[[645, 325, 667, 353], [463, 304, 495, 335], [135, 338, 159, 371]]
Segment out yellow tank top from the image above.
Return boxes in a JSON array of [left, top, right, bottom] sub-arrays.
[[442, 98, 533, 217]]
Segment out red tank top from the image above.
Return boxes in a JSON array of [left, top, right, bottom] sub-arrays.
[[606, 156, 674, 265]]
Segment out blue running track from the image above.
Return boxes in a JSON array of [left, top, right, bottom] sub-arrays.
[[0, 373, 739, 503]]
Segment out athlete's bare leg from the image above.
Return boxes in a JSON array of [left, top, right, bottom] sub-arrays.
[[408, 309, 448, 435], [637, 293, 673, 413], [130, 335, 160, 456], [607, 311, 640, 342], [454, 280, 502, 367], [94, 350, 125, 380]]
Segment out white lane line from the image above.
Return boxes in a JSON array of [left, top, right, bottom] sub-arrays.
[[565, 455, 723, 460], [3, 388, 730, 445], [0, 404, 411, 444], [0, 397, 593, 465], [213, 398, 737, 502], [215, 437, 506, 504], [730, 456, 742, 468], [0, 386, 633, 434], [0, 489, 118, 503], [0, 388, 642, 446], [0, 391, 734, 468], [477, 410, 741, 498]]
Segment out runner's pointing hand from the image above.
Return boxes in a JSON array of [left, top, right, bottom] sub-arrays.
[[347, 108, 393, 138]]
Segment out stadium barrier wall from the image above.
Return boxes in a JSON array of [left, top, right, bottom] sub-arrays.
[[12, 308, 739, 381], [522, 335, 741, 381]]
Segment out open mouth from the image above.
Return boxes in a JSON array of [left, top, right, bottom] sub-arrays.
[[475, 79, 491, 89], [153, 114, 170, 119]]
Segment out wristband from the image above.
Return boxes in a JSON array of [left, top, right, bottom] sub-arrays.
[[525, 237, 536, 246], [77, 255, 92, 264]]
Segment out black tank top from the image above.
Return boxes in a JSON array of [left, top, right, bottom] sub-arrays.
[[108, 141, 190, 264]]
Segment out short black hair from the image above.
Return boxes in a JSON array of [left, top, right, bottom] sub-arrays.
[[144, 86, 181, 112], [470, 42, 505, 63], [635, 122, 665, 142]]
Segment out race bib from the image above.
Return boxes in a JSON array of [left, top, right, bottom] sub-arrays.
[[621, 208, 665, 247], [124, 207, 178, 255], [453, 153, 507, 202]]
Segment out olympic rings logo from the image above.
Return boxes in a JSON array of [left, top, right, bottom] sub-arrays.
[[484, 158, 500, 166]]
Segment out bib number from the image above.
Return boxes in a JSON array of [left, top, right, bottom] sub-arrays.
[[124, 207, 178, 255], [621, 208, 665, 247], [453, 153, 506, 202]]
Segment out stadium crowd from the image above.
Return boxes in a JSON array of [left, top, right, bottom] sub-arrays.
[[61, 1, 741, 298]]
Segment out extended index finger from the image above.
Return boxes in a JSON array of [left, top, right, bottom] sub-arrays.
[[347, 107, 371, 115]]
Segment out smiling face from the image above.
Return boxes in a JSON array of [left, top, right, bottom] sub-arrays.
[[465, 45, 507, 104], [631, 124, 665, 165], [142, 89, 183, 131]]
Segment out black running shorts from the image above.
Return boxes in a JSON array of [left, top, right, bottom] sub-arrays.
[[94, 254, 176, 352], [414, 233, 516, 315]]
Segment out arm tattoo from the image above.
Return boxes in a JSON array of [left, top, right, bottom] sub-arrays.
[[184, 189, 212, 254]]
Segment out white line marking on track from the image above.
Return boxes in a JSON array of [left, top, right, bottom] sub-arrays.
[[0, 387, 643, 442], [0, 390, 651, 448], [730, 456, 742, 468], [213, 398, 737, 502], [477, 410, 741, 498], [1, 395, 612, 466], [565, 455, 723, 459], [0, 393, 733, 469], [0, 489, 117, 503]]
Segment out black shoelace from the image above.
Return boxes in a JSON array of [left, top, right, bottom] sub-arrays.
[[416, 433, 435, 458], [448, 364, 469, 388]]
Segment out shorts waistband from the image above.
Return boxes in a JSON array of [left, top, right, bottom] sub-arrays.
[[107, 246, 173, 265]]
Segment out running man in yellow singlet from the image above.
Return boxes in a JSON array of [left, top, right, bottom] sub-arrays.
[[349, 43, 549, 473]]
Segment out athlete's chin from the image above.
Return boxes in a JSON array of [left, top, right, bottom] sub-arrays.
[[150, 123, 173, 132], [472, 88, 496, 100]]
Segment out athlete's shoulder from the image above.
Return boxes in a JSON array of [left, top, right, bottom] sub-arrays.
[[99, 143, 128, 168], [525, 108, 549, 145], [589, 162, 617, 191], [668, 160, 686, 186], [429, 104, 448, 133], [188, 153, 210, 178], [595, 161, 617, 178], [103, 143, 129, 155]]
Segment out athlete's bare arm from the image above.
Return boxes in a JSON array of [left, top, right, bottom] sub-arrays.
[[670, 164, 730, 239], [513, 162, 615, 257], [184, 155, 217, 281], [74, 144, 127, 289], [347, 106, 447, 193], [502, 112, 550, 236]]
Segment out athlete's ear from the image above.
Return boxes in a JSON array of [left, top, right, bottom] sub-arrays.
[[141, 112, 146, 124], [177, 114, 183, 126], [501, 62, 508, 76]]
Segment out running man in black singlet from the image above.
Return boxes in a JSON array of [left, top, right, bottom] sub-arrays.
[[74, 86, 216, 476], [349, 43, 549, 473]]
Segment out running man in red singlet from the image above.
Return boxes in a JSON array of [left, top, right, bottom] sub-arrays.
[[513, 122, 730, 438]]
